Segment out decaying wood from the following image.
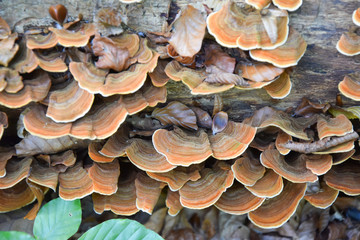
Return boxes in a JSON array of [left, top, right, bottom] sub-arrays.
[[281, 131, 359, 154]]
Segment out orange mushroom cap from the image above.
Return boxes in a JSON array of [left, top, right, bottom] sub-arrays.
[[152, 127, 212, 166], [246, 169, 283, 198], [88, 160, 120, 195], [260, 149, 318, 183], [126, 139, 176, 173], [135, 172, 166, 214], [10, 40, 39, 74], [245, 0, 271, 9], [336, 29, 360, 56], [324, 160, 360, 196], [317, 114, 353, 140], [263, 72, 292, 99], [59, 162, 94, 200], [26, 32, 58, 49], [0, 157, 32, 189], [0, 70, 51, 108], [166, 190, 183, 216], [272, 0, 303, 11], [0, 180, 36, 213], [99, 125, 130, 158], [215, 181, 265, 214], [231, 153, 265, 186], [147, 165, 202, 191], [179, 162, 234, 209], [305, 154, 333, 175], [0, 33, 19, 67], [304, 181, 339, 209], [35, 50, 68, 73], [338, 72, 360, 101], [250, 28, 307, 68], [92, 171, 138, 216], [168, 5, 206, 57], [49, 23, 96, 47], [28, 159, 59, 191], [152, 101, 198, 130], [88, 142, 114, 163], [275, 130, 292, 155], [46, 80, 94, 123], [207, 2, 289, 50], [209, 121, 257, 160], [248, 181, 306, 228], [353, 8, 360, 26]]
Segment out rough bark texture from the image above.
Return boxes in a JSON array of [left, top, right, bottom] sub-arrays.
[[0, 0, 359, 121]]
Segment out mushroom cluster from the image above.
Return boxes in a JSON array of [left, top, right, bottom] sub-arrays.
[[149, 1, 307, 98], [1, 2, 359, 231]]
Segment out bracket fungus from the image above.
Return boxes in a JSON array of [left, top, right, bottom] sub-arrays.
[[272, 0, 303, 11], [338, 72, 360, 101], [207, 1, 289, 50], [336, 27, 360, 56], [353, 8, 360, 26]]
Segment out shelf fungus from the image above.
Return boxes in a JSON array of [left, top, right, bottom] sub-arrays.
[[304, 181, 339, 209], [336, 27, 360, 56], [272, 0, 303, 12], [353, 8, 360, 26], [338, 72, 360, 101], [245, 0, 271, 10], [248, 181, 306, 228], [207, 1, 289, 50], [249, 28, 307, 68], [245, 169, 283, 198]]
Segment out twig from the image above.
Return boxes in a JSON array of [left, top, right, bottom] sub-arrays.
[[280, 131, 359, 154]]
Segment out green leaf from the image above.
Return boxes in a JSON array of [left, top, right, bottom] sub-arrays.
[[79, 219, 164, 240], [33, 198, 82, 240], [0, 231, 35, 240]]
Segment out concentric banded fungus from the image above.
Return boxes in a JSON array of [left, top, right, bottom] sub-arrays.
[[149, 60, 170, 87], [337, 27, 360, 56], [46, 80, 94, 122], [126, 139, 176, 172], [135, 172, 166, 214], [317, 114, 353, 140], [231, 153, 265, 186], [248, 181, 306, 228], [179, 163, 234, 209], [260, 149, 318, 183], [263, 72, 292, 99], [23, 98, 128, 140], [246, 169, 283, 198], [245, 0, 271, 9], [24, 181, 48, 220], [88, 142, 114, 163], [59, 162, 93, 200], [332, 150, 355, 165], [168, 5, 206, 57], [49, 23, 96, 47], [0, 70, 51, 108], [275, 130, 292, 155], [10, 40, 39, 74], [0, 147, 15, 177], [26, 32, 58, 49], [338, 73, 360, 100], [0, 180, 35, 212], [324, 160, 360, 196], [238, 61, 284, 82], [166, 190, 182, 216], [70, 50, 159, 96], [147, 165, 201, 191], [272, 0, 303, 11], [0, 157, 32, 189], [35, 51, 68, 73], [250, 28, 307, 68], [209, 121, 256, 160], [353, 8, 360, 26], [92, 172, 138, 215], [28, 160, 58, 191], [99, 126, 129, 157], [305, 154, 333, 175], [88, 160, 120, 195], [152, 127, 212, 166], [152, 101, 198, 130], [304, 181, 339, 209], [0, 68, 23, 93], [215, 181, 265, 214], [207, 1, 289, 50]]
